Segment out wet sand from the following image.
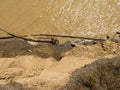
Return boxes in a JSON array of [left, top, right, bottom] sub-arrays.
[[0, 38, 74, 60]]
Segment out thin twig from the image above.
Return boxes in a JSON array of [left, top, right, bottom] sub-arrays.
[[0, 28, 52, 43]]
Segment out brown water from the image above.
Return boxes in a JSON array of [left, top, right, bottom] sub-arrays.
[[0, 0, 120, 38]]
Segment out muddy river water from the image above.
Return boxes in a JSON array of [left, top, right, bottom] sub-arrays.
[[0, 0, 120, 38]]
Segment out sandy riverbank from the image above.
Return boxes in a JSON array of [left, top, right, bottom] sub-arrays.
[[0, 40, 119, 90]]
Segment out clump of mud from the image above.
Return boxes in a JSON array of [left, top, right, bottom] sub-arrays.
[[61, 57, 120, 90]]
